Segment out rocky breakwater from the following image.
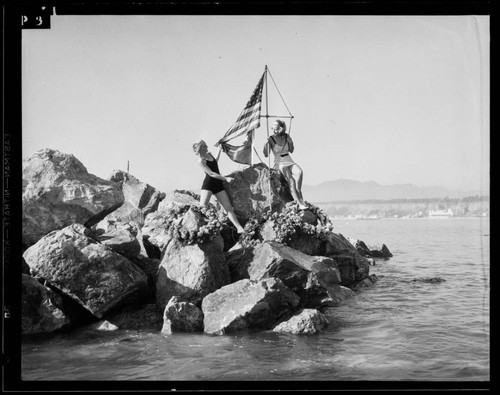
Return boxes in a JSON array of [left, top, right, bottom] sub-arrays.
[[22, 150, 391, 337]]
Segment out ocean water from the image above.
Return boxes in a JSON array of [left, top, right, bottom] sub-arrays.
[[20, 218, 490, 387]]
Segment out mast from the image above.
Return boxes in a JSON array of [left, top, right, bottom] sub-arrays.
[[264, 65, 272, 210], [265, 65, 270, 170]]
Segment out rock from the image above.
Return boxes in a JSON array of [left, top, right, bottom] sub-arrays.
[[22, 257, 31, 274], [352, 274, 379, 289], [160, 189, 200, 208], [130, 256, 161, 301], [347, 238, 393, 260], [156, 235, 230, 308], [161, 296, 204, 334], [22, 274, 70, 335], [94, 171, 166, 232], [23, 223, 149, 319], [273, 308, 329, 334], [229, 242, 345, 308], [368, 243, 393, 259], [22, 148, 124, 246], [225, 247, 256, 283], [109, 170, 165, 216], [202, 278, 300, 335], [90, 320, 119, 331], [411, 277, 446, 284], [224, 164, 293, 223], [105, 304, 164, 331], [96, 224, 142, 259]]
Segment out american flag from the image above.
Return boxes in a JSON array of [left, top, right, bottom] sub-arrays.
[[217, 72, 265, 146]]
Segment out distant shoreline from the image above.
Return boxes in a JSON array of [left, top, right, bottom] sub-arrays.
[[313, 196, 489, 219]]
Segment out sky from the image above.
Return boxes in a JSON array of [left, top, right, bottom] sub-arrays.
[[22, 14, 489, 195]]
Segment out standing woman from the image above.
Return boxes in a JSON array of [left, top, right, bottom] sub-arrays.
[[263, 119, 308, 210], [193, 139, 245, 233]]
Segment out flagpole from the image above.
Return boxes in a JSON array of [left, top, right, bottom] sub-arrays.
[[265, 65, 272, 212]]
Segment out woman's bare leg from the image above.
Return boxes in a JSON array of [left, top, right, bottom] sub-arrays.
[[291, 164, 305, 202], [282, 166, 307, 209], [199, 189, 213, 207], [215, 190, 245, 233]]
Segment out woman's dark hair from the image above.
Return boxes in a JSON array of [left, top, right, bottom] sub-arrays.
[[276, 119, 287, 133]]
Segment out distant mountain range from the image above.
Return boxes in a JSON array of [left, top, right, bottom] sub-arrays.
[[302, 179, 484, 203]]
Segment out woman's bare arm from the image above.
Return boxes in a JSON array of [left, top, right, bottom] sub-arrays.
[[198, 158, 228, 181]]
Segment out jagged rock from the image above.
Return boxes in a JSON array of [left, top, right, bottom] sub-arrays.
[[224, 164, 293, 223], [90, 320, 119, 331], [273, 308, 329, 334], [22, 274, 70, 335], [105, 304, 164, 331], [156, 234, 230, 308], [23, 223, 149, 319], [257, 220, 369, 287], [160, 189, 200, 208], [22, 148, 124, 246], [369, 243, 393, 259], [110, 170, 166, 215], [225, 247, 256, 283], [202, 278, 300, 335], [352, 274, 379, 289], [96, 224, 142, 259], [347, 238, 393, 259], [161, 296, 204, 334], [95, 170, 166, 231], [228, 242, 345, 308]]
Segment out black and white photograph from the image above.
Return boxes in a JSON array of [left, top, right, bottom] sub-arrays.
[[3, 1, 490, 391]]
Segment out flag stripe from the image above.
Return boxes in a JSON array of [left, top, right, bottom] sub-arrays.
[[218, 72, 264, 146]]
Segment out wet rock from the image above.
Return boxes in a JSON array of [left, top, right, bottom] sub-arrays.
[[201, 277, 300, 335], [22, 148, 124, 246], [156, 234, 230, 308], [90, 320, 119, 331], [229, 242, 344, 308], [23, 223, 149, 319], [273, 308, 329, 334], [161, 296, 204, 334], [347, 238, 393, 259], [105, 304, 164, 331], [22, 274, 70, 335], [352, 274, 379, 289]]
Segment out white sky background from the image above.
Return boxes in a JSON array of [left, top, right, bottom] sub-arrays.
[[22, 15, 489, 194]]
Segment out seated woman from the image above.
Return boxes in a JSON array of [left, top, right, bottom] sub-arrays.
[[193, 139, 245, 233], [263, 120, 307, 210]]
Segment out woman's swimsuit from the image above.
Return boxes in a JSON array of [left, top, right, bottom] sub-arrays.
[[270, 135, 296, 171], [201, 156, 225, 194]]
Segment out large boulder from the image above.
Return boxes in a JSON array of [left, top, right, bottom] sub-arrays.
[[23, 223, 148, 319], [95, 170, 166, 230], [156, 235, 230, 308], [224, 164, 293, 223], [161, 296, 204, 334], [22, 274, 70, 335], [22, 148, 124, 246], [201, 278, 300, 335], [273, 308, 329, 335], [228, 242, 344, 308]]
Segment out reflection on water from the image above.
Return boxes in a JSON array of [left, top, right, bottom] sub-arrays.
[[22, 218, 489, 382]]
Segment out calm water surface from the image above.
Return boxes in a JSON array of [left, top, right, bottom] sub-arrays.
[[21, 218, 490, 383]]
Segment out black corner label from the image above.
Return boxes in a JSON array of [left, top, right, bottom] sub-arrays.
[[21, 7, 52, 29]]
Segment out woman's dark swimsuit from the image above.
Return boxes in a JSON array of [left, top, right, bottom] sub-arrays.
[[201, 157, 225, 194]]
